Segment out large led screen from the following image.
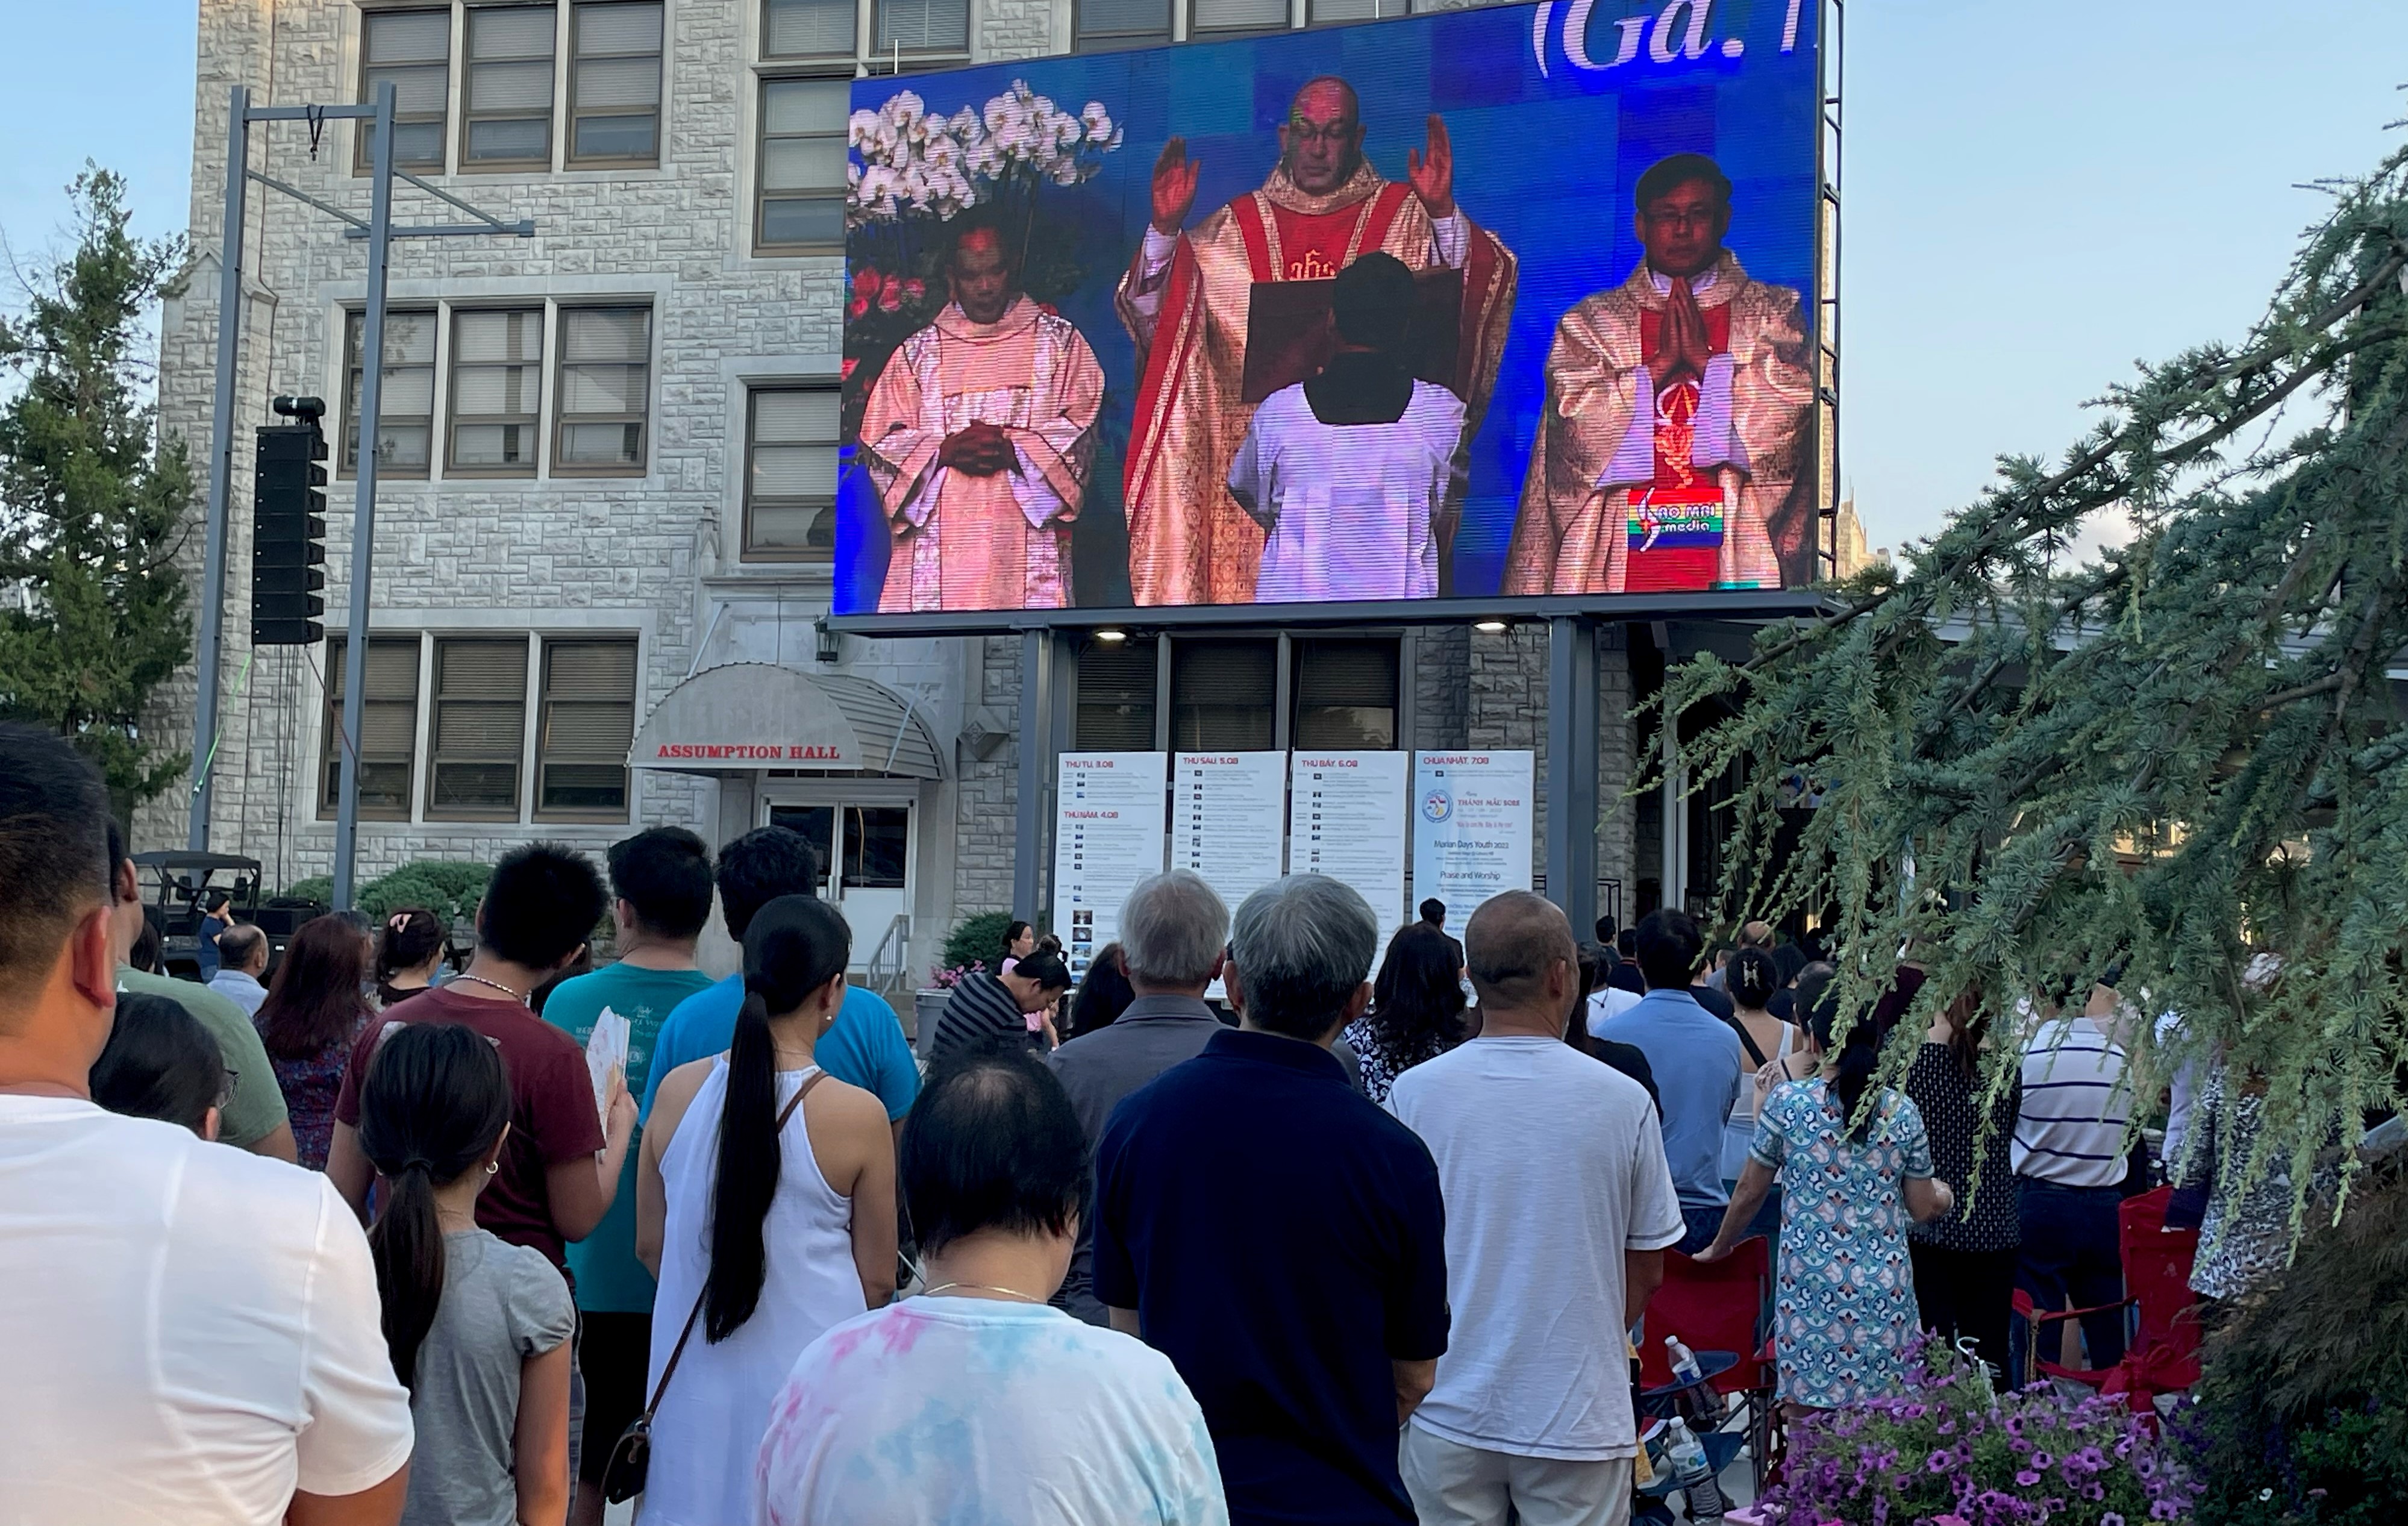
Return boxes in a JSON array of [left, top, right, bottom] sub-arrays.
[[835, 0, 1820, 616]]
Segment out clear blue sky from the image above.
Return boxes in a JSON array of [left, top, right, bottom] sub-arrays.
[[4, 1, 2404, 551]]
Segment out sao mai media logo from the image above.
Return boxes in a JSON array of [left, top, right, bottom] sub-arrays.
[[1421, 787, 1454, 824]]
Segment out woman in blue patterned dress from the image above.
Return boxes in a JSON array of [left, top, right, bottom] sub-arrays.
[[1698, 993, 1954, 1413]]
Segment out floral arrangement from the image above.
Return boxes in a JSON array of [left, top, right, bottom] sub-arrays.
[[841, 83, 1125, 425], [1760, 1338, 2198, 1526], [927, 960, 983, 990]]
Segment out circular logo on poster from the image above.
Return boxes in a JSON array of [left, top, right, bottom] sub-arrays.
[[1421, 787, 1453, 824]]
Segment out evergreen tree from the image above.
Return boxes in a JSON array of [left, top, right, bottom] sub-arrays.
[[0, 166, 195, 804], [1667, 142, 2408, 1213]]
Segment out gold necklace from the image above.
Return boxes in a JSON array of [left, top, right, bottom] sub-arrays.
[[451, 972, 528, 1004], [921, 1281, 1042, 1304]]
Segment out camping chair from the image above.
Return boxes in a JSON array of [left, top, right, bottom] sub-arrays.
[[1639, 1237, 1780, 1490], [2010, 1186, 2203, 1412]]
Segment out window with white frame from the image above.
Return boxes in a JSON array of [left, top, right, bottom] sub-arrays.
[[873, 0, 969, 56], [554, 305, 652, 472], [320, 636, 422, 818], [342, 307, 438, 477], [427, 637, 531, 819], [358, 7, 452, 169], [463, 4, 558, 168], [757, 77, 850, 252], [762, 0, 858, 57], [537, 638, 638, 816], [744, 386, 841, 560], [448, 307, 545, 474], [569, 1, 665, 165]]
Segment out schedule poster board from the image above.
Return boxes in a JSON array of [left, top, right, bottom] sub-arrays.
[[836, 0, 1824, 621], [1054, 752, 1168, 981], [1412, 751, 1536, 939], [1175, 752, 1290, 910], [1289, 751, 1411, 947]]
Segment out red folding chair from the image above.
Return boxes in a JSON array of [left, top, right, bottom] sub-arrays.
[[1640, 1237, 1780, 1490], [2010, 1186, 2203, 1412]]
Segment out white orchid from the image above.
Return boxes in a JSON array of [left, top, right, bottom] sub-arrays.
[[1080, 102, 1114, 144], [848, 80, 1123, 225]]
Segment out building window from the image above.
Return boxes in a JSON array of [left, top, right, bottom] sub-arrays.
[[554, 305, 651, 472], [1292, 638, 1398, 748], [757, 78, 850, 252], [341, 307, 438, 477], [1076, 640, 1159, 749], [1308, 0, 1410, 22], [873, 0, 968, 55], [1191, 0, 1288, 33], [744, 386, 840, 559], [427, 637, 530, 819], [1171, 640, 1275, 749], [358, 7, 453, 169], [569, 1, 664, 165], [448, 307, 544, 474], [761, 0, 857, 56], [463, 4, 558, 167], [537, 638, 637, 818], [1075, 0, 1171, 51], [320, 637, 422, 819]]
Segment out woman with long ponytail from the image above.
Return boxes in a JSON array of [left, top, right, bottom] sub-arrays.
[[636, 895, 898, 1526], [1697, 976, 1958, 1416], [359, 1021, 575, 1525]]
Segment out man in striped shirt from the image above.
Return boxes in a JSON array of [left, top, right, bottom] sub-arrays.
[[2012, 983, 2135, 1371]]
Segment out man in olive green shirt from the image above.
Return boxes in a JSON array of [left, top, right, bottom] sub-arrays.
[[103, 825, 294, 1159]]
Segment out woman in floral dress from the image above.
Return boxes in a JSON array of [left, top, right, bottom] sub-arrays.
[[1700, 996, 1954, 1412]]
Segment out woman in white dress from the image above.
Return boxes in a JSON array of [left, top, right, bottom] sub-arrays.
[[636, 895, 897, 1526]]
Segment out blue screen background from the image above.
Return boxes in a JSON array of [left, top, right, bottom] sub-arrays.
[[837, 0, 1819, 612]]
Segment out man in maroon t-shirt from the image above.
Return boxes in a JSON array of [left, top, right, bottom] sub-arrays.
[[329, 843, 634, 1269]]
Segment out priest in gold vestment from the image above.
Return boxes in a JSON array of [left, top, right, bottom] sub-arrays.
[[1117, 77, 1516, 605], [861, 216, 1107, 612], [1504, 153, 1815, 596]]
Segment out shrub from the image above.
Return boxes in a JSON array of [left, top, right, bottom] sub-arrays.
[[2180, 1152, 2408, 1525], [278, 875, 333, 905], [1762, 1336, 2195, 1525], [357, 861, 493, 926], [936, 910, 1018, 985]]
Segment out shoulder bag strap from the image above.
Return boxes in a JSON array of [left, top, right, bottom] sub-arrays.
[[639, 1068, 829, 1421]]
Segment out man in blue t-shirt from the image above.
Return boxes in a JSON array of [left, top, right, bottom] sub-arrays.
[[1597, 907, 1745, 1253], [641, 827, 920, 1131], [540, 827, 718, 1526]]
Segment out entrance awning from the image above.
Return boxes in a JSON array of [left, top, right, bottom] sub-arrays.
[[629, 663, 943, 778]]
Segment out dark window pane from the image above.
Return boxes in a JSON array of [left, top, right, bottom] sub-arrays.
[[540, 763, 628, 811], [769, 805, 836, 883], [760, 195, 845, 248], [1171, 640, 1275, 750], [843, 807, 910, 889], [1077, 640, 1157, 749], [575, 114, 657, 158]]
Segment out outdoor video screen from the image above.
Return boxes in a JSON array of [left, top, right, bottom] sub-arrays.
[[834, 0, 1820, 616]]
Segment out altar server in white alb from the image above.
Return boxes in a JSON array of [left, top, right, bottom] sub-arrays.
[[1226, 252, 1465, 603]]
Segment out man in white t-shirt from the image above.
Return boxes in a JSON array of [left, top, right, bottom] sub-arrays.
[[0, 724, 414, 1526], [1387, 891, 1685, 1526]]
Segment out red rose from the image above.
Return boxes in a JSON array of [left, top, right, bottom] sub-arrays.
[[901, 278, 925, 303], [851, 269, 881, 299], [840, 357, 858, 380], [877, 277, 902, 313], [848, 295, 870, 320]]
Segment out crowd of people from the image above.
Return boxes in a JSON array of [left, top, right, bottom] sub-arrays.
[[0, 718, 2355, 1526]]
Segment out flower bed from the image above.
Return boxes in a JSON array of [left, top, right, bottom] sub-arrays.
[[1760, 1339, 2197, 1526]]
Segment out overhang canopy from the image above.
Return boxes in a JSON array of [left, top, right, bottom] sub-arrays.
[[629, 663, 942, 778]]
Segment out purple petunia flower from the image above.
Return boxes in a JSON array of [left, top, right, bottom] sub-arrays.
[[2015, 1470, 2041, 1487], [2103, 1515, 2125, 1526]]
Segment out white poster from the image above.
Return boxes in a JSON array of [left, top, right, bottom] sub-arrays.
[[1288, 751, 1411, 947], [1412, 751, 1536, 941], [1174, 751, 1289, 912], [1054, 752, 1167, 982]]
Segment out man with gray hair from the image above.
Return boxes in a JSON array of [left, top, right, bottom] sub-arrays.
[[1046, 868, 1231, 1325], [1388, 891, 1683, 1526], [1094, 874, 1450, 1526]]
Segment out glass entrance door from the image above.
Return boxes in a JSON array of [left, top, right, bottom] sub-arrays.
[[766, 798, 912, 971]]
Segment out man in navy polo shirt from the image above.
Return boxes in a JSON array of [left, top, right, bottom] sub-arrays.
[[1095, 874, 1449, 1526]]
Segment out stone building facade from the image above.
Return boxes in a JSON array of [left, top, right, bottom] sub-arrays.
[[147, 0, 1670, 983]]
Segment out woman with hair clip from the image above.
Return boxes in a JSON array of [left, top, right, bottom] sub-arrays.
[[359, 1022, 577, 1526], [636, 895, 898, 1526], [376, 907, 449, 1010], [1698, 987, 1955, 1414]]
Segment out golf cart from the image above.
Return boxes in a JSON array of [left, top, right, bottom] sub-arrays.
[[131, 851, 328, 980]]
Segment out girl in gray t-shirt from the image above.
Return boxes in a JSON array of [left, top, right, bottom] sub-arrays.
[[361, 1023, 577, 1526]]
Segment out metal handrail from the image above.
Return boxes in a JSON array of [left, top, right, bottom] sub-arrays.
[[865, 913, 912, 993]]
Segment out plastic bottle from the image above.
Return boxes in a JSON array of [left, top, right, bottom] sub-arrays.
[[1663, 1336, 1716, 1430], [1665, 1335, 1705, 1387], [1665, 1416, 1724, 1521]]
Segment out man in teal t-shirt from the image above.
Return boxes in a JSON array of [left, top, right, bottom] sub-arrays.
[[540, 827, 717, 1525]]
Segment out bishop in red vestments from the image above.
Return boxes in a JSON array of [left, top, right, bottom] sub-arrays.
[[1116, 77, 1516, 605]]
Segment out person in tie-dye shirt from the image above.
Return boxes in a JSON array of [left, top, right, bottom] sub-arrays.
[[754, 1044, 1224, 1526]]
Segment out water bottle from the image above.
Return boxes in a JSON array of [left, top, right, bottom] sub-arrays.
[[1663, 1336, 1716, 1430], [1665, 1336, 1705, 1387], [1665, 1417, 1724, 1521]]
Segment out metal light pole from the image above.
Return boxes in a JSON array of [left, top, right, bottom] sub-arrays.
[[187, 86, 252, 851], [331, 84, 397, 911]]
